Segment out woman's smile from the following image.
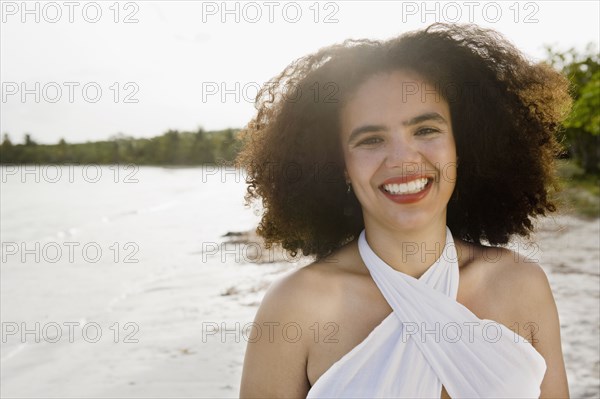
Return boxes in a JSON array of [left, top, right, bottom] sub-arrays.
[[379, 175, 434, 204]]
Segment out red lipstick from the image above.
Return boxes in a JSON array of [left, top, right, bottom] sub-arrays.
[[379, 175, 434, 204]]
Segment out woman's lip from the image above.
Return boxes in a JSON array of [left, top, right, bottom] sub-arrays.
[[379, 178, 433, 204]]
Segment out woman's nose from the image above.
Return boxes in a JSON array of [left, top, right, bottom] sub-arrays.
[[384, 136, 422, 169]]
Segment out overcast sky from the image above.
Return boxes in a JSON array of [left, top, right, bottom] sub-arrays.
[[1, 0, 599, 144]]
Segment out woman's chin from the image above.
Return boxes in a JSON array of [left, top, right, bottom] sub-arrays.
[[381, 214, 432, 232]]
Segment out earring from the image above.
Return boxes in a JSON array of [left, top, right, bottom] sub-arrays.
[[344, 182, 354, 216]]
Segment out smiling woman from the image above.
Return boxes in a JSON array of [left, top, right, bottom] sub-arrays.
[[340, 70, 457, 233], [237, 23, 572, 398]]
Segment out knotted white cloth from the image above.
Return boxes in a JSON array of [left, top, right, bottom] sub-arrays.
[[306, 226, 547, 398]]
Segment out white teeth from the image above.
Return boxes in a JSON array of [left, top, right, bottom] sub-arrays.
[[383, 178, 429, 195]]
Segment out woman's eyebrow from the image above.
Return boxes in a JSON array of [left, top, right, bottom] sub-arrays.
[[348, 112, 448, 143], [402, 112, 448, 127]]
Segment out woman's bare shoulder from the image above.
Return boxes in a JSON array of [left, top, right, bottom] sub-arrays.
[[239, 257, 345, 397], [258, 250, 354, 321], [456, 238, 555, 337], [239, 244, 365, 398], [474, 241, 551, 302], [455, 237, 548, 285]]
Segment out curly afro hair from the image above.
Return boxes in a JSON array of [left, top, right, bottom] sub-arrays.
[[235, 23, 572, 261]]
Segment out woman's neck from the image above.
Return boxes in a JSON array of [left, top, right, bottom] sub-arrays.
[[362, 218, 448, 279]]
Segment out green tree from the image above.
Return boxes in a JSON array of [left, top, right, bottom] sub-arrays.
[[0, 128, 241, 165], [192, 128, 215, 164], [2, 133, 12, 147], [564, 70, 600, 145], [56, 138, 68, 162], [218, 128, 239, 161], [24, 133, 36, 146], [546, 43, 600, 174], [1, 133, 14, 162]]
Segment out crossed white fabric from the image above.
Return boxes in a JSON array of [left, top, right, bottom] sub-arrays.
[[306, 226, 547, 398]]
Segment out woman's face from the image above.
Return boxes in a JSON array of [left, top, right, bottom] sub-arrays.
[[339, 69, 457, 233]]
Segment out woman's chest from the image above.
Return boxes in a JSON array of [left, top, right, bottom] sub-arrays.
[[305, 263, 523, 392]]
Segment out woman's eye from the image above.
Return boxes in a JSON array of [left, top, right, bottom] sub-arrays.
[[358, 137, 382, 145], [416, 127, 440, 136]]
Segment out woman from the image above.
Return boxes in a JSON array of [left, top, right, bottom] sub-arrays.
[[237, 23, 571, 398]]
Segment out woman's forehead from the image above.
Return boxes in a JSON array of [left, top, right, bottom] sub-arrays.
[[339, 70, 451, 130]]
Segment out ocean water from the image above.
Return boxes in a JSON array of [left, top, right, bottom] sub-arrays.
[[0, 165, 276, 397]]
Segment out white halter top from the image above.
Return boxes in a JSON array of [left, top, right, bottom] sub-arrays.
[[306, 226, 547, 398]]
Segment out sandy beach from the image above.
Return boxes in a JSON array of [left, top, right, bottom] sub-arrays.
[[527, 215, 600, 397]]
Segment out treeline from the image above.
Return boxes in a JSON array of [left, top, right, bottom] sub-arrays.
[[547, 44, 599, 174], [0, 128, 240, 165]]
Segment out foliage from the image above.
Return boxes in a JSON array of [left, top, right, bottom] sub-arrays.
[[0, 128, 241, 165], [564, 70, 600, 136], [546, 43, 600, 174]]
